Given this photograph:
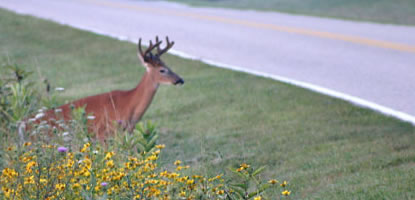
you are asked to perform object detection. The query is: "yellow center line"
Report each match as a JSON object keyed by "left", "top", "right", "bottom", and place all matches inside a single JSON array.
[{"left": 85, "top": 0, "right": 415, "bottom": 54}]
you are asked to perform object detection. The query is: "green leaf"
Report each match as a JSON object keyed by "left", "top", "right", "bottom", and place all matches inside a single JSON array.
[
  {"left": 145, "top": 134, "right": 159, "bottom": 152},
  {"left": 252, "top": 166, "right": 266, "bottom": 177},
  {"left": 229, "top": 183, "right": 247, "bottom": 190},
  {"left": 247, "top": 184, "right": 271, "bottom": 199},
  {"left": 228, "top": 185, "right": 245, "bottom": 198}
]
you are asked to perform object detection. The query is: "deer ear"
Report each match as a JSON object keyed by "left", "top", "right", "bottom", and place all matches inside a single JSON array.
[{"left": 138, "top": 56, "right": 149, "bottom": 68}]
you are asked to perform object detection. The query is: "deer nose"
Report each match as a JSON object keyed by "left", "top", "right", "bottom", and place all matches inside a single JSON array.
[{"left": 175, "top": 78, "right": 184, "bottom": 85}]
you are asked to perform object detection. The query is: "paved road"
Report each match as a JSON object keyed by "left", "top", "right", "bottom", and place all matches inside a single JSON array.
[{"left": 1, "top": 0, "right": 415, "bottom": 121}]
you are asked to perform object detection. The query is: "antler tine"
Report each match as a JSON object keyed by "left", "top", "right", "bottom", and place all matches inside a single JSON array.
[
  {"left": 138, "top": 38, "right": 145, "bottom": 59},
  {"left": 155, "top": 36, "right": 162, "bottom": 53},
  {"left": 144, "top": 39, "right": 162, "bottom": 57},
  {"left": 157, "top": 36, "right": 175, "bottom": 57}
]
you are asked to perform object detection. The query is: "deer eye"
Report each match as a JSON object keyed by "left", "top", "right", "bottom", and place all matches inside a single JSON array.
[{"left": 159, "top": 69, "right": 167, "bottom": 73}]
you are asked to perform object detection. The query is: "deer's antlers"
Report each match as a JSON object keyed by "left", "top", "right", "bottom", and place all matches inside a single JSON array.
[
  {"left": 137, "top": 36, "right": 174, "bottom": 61},
  {"left": 155, "top": 36, "right": 174, "bottom": 57}
]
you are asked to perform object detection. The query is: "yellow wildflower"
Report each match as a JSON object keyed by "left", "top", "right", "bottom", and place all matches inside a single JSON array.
[
  {"left": 105, "top": 151, "right": 115, "bottom": 160},
  {"left": 192, "top": 175, "right": 203, "bottom": 179},
  {"left": 254, "top": 196, "right": 262, "bottom": 200},
  {"left": 106, "top": 160, "right": 115, "bottom": 168},
  {"left": 155, "top": 144, "right": 165, "bottom": 149},
  {"left": 174, "top": 160, "right": 181, "bottom": 166},
  {"left": 55, "top": 183, "right": 65, "bottom": 191},
  {"left": 186, "top": 179, "right": 194, "bottom": 185},
  {"left": 80, "top": 143, "right": 90, "bottom": 153},
  {"left": 24, "top": 175, "right": 35, "bottom": 185},
  {"left": 82, "top": 169, "right": 91, "bottom": 177},
  {"left": 23, "top": 142, "right": 32, "bottom": 147},
  {"left": 153, "top": 149, "right": 161, "bottom": 155},
  {"left": 268, "top": 179, "right": 278, "bottom": 184},
  {"left": 2, "top": 168, "right": 18, "bottom": 179},
  {"left": 2, "top": 187, "right": 14, "bottom": 198},
  {"left": 236, "top": 167, "right": 244, "bottom": 172},
  {"left": 147, "top": 154, "right": 157, "bottom": 161},
  {"left": 25, "top": 161, "right": 36, "bottom": 173},
  {"left": 216, "top": 190, "right": 225, "bottom": 195},
  {"left": 280, "top": 181, "right": 288, "bottom": 187},
  {"left": 72, "top": 183, "right": 81, "bottom": 190},
  {"left": 125, "top": 162, "right": 133, "bottom": 170},
  {"left": 282, "top": 190, "right": 291, "bottom": 196},
  {"left": 240, "top": 163, "right": 250, "bottom": 169}
]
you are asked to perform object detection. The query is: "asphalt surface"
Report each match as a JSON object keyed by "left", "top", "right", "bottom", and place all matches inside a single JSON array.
[{"left": 1, "top": 0, "right": 415, "bottom": 119}]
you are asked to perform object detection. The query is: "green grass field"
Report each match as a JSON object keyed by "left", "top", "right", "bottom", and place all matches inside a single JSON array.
[
  {"left": 1, "top": 8, "right": 415, "bottom": 199},
  {"left": 165, "top": 0, "right": 415, "bottom": 25}
]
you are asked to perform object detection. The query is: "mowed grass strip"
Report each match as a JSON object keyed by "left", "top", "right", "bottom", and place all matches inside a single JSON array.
[
  {"left": 166, "top": 0, "right": 415, "bottom": 26},
  {"left": 1, "top": 8, "right": 415, "bottom": 199}
]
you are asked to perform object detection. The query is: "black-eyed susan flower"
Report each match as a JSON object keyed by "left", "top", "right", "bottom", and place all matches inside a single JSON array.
[
  {"left": 24, "top": 175, "right": 35, "bottom": 185},
  {"left": 80, "top": 143, "right": 90, "bottom": 153},
  {"left": 23, "top": 142, "right": 32, "bottom": 147},
  {"left": 55, "top": 183, "right": 65, "bottom": 191},
  {"left": 105, "top": 151, "right": 115, "bottom": 160},
  {"left": 280, "top": 180, "right": 288, "bottom": 187},
  {"left": 282, "top": 190, "right": 291, "bottom": 196},
  {"left": 174, "top": 160, "right": 181, "bottom": 166},
  {"left": 106, "top": 160, "right": 114, "bottom": 168},
  {"left": 240, "top": 163, "right": 250, "bottom": 169}
]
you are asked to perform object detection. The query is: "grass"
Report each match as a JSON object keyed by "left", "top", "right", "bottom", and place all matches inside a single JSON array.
[
  {"left": 163, "top": 0, "right": 415, "bottom": 26},
  {"left": 1, "top": 8, "right": 415, "bottom": 199}
]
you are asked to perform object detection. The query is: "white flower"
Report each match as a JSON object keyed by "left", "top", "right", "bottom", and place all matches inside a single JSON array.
[
  {"left": 35, "top": 113, "right": 45, "bottom": 119},
  {"left": 87, "top": 115, "right": 95, "bottom": 120},
  {"left": 62, "top": 132, "right": 69, "bottom": 136},
  {"left": 93, "top": 150, "right": 99, "bottom": 155},
  {"left": 55, "top": 108, "right": 62, "bottom": 113},
  {"left": 55, "top": 87, "right": 65, "bottom": 91},
  {"left": 28, "top": 118, "right": 36, "bottom": 122}
]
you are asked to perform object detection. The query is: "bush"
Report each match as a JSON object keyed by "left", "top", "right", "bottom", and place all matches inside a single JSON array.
[{"left": 0, "top": 64, "right": 291, "bottom": 199}]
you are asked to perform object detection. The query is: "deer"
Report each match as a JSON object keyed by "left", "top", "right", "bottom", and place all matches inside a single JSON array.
[{"left": 28, "top": 36, "right": 184, "bottom": 142}]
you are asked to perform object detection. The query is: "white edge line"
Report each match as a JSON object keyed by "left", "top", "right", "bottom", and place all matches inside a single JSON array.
[{"left": 8, "top": 8, "right": 415, "bottom": 125}]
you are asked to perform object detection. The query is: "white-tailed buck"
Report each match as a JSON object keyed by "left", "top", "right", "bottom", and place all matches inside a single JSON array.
[{"left": 35, "top": 36, "right": 184, "bottom": 142}]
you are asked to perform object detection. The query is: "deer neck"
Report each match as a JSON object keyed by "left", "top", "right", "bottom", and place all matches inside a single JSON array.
[{"left": 127, "top": 72, "right": 159, "bottom": 129}]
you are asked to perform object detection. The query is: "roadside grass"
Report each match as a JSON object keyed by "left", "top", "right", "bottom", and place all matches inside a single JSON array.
[
  {"left": 164, "top": 0, "right": 415, "bottom": 26},
  {"left": 1, "top": 8, "right": 415, "bottom": 199}
]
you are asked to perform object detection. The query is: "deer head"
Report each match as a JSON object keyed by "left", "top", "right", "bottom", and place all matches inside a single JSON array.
[{"left": 137, "top": 36, "right": 184, "bottom": 85}]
